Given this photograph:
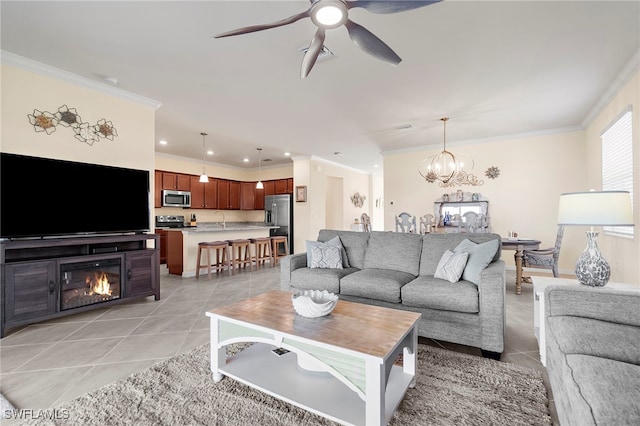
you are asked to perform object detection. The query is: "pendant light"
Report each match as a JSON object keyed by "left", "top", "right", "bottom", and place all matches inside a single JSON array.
[
  {"left": 256, "top": 148, "right": 264, "bottom": 189},
  {"left": 199, "top": 132, "right": 209, "bottom": 183}
]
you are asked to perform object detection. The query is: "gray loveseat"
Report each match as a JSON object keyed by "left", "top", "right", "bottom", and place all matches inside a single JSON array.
[
  {"left": 545, "top": 285, "right": 640, "bottom": 425},
  {"left": 280, "top": 229, "right": 506, "bottom": 358}
]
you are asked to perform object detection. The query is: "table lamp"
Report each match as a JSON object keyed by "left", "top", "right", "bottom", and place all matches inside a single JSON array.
[{"left": 557, "top": 190, "right": 634, "bottom": 286}]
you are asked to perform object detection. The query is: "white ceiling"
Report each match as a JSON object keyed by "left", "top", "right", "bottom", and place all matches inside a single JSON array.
[{"left": 2, "top": 1, "right": 639, "bottom": 174}]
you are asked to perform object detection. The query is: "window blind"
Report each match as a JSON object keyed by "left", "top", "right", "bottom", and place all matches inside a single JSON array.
[{"left": 601, "top": 108, "right": 634, "bottom": 237}]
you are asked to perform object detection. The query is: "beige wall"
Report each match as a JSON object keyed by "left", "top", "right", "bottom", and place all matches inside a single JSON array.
[
  {"left": 292, "top": 156, "right": 371, "bottom": 253},
  {"left": 383, "top": 130, "right": 588, "bottom": 273},
  {"left": 1, "top": 64, "right": 155, "bottom": 171},
  {"left": 584, "top": 71, "right": 639, "bottom": 284}
]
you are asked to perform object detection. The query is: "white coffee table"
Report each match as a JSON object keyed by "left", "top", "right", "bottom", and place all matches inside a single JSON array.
[
  {"left": 206, "top": 290, "right": 421, "bottom": 426},
  {"left": 531, "top": 276, "right": 639, "bottom": 366}
]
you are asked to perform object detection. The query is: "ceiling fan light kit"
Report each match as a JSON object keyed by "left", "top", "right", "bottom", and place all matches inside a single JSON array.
[{"left": 214, "top": 0, "right": 442, "bottom": 78}]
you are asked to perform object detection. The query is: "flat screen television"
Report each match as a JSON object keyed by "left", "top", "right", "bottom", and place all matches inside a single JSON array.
[{"left": 1, "top": 152, "right": 150, "bottom": 239}]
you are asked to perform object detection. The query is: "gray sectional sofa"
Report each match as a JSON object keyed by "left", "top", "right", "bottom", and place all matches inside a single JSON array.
[
  {"left": 280, "top": 229, "right": 506, "bottom": 358},
  {"left": 545, "top": 285, "right": 640, "bottom": 425}
]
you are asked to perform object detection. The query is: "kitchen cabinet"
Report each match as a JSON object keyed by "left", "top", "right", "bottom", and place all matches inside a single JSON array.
[
  {"left": 155, "top": 229, "right": 167, "bottom": 264},
  {"left": 229, "top": 181, "right": 241, "bottom": 209},
  {"left": 263, "top": 180, "right": 275, "bottom": 196},
  {"left": 255, "top": 186, "right": 265, "bottom": 210},
  {"left": 154, "top": 171, "right": 163, "bottom": 208},
  {"left": 161, "top": 172, "right": 190, "bottom": 191},
  {"left": 287, "top": 178, "right": 294, "bottom": 194},
  {"left": 275, "top": 179, "right": 288, "bottom": 194},
  {"left": 241, "top": 182, "right": 256, "bottom": 210},
  {"left": 218, "top": 179, "right": 241, "bottom": 210},
  {"left": 190, "top": 176, "right": 218, "bottom": 209}
]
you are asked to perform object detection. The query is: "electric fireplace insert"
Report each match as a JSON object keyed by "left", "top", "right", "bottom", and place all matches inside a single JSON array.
[{"left": 60, "top": 258, "right": 122, "bottom": 310}]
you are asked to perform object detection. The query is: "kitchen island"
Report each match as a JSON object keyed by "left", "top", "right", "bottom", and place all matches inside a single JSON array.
[{"left": 164, "top": 223, "right": 279, "bottom": 277}]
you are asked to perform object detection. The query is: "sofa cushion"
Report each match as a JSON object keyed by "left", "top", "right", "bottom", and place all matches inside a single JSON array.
[
  {"left": 363, "top": 231, "right": 423, "bottom": 275},
  {"left": 307, "top": 236, "right": 349, "bottom": 268},
  {"left": 401, "top": 276, "right": 479, "bottom": 313},
  {"left": 453, "top": 238, "right": 500, "bottom": 285},
  {"left": 547, "top": 315, "right": 640, "bottom": 365},
  {"left": 564, "top": 354, "right": 640, "bottom": 425},
  {"left": 290, "top": 267, "right": 358, "bottom": 293},
  {"left": 310, "top": 245, "right": 343, "bottom": 269},
  {"left": 434, "top": 250, "right": 468, "bottom": 283},
  {"left": 340, "top": 268, "right": 416, "bottom": 303},
  {"left": 419, "top": 233, "right": 502, "bottom": 276},
  {"left": 318, "top": 230, "right": 369, "bottom": 270}
]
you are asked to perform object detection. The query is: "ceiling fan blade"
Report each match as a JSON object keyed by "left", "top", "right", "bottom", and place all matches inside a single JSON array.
[
  {"left": 346, "top": 0, "right": 442, "bottom": 14},
  {"left": 344, "top": 20, "right": 401, "bottom": 65},
  {"left": 214, "top": 9, "right": 311, "bottom": 38},
  {"left": 301, "top": 28, "right": 326, "bottom": 79}
]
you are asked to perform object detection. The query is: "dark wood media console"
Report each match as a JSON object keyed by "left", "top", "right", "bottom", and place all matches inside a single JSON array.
[{"left": 0, "top": 234, "right": 160, "bottom": 337}]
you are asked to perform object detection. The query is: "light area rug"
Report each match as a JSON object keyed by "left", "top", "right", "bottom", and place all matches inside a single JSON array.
[{"left": 18, "top": 343, "right": 551, "bottom": 426}]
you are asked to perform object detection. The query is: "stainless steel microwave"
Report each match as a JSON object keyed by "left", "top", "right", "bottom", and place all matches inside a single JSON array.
[{"left": 162, "top": 190, "right": 191, "bottom": 208}]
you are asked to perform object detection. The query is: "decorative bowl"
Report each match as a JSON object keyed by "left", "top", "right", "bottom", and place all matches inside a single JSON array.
[{"left": 291, "top": 290, "right": 338, "bottom": 318}]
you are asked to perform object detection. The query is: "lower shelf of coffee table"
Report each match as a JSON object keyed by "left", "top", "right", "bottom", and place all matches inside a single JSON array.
[{"left": 218, "top": 343, "right": 412, "bottom": 426}]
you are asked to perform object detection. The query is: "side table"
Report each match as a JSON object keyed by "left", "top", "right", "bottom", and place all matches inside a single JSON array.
[{"left": 531, "top": 276, "right": 639, "bottom": 366}]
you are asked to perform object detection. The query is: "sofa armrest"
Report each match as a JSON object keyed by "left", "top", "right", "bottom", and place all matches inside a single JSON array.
[
  {"left": 280, "top": 253, "right": 307, "bottom": 291},
  {"left": 544, "top": 285, "right": 640, "bottom": 327},
  {"left": 477, "top": 260, "right": 506, "bottom": 353}
]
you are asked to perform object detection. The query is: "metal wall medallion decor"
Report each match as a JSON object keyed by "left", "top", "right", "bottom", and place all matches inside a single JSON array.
[
  {"left": 350, "top": 192, "right": 366, "bottom": 208},
  {"left": 485, "top": 166, "right": 500, "bottom": 179},
  {"left": 28, "top": 105, "right": 118, "bottom": 146}
]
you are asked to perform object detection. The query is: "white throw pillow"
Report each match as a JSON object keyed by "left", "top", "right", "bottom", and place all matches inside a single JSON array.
[
  {"left": 434, "top": 250, "right": 469, "bottom": 283},
  {"left": 306, "top": 236, "right": 350, "bottom": 268},
  {"left": 310, "top": 245, "right": 343, "bottom": 269}
]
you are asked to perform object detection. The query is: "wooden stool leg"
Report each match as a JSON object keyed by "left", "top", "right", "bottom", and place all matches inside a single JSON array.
[
  {"left": 206, "top": 247, "right": 212, "bottom": 280},
  {"left": 196, "top": 247, "right": 202, "bottom": 279}
]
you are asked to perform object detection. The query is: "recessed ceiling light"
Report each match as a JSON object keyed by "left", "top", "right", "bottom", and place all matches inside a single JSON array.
[
  {"left": 207, "top": 150, "right": 214, "bottom": 155},
  {"left": 373, "top": 164, "right": 379, "bottom": 168},
  {"left": 284, "top": 152, "right": 291, "bottom": 156},
  {"left": 159, "top": 140, "right": 168, "bottom": 145},
  {"left": 243, "top": 158, "right": 249, "bottom": 162}
]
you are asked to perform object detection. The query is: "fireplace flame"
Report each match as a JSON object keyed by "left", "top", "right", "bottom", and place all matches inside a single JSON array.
[{"left": 86, "top": 272, "right": 113, "bottom": 296}]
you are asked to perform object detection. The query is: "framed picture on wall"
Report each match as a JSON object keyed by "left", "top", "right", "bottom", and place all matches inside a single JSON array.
[{"left": 295, "top": 185, "right": 307, "bottom": 202}]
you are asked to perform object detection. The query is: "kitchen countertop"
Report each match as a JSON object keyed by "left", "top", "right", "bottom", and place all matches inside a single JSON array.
[{"left": 161, "top": 222, "right": 279, "bottom": 233}]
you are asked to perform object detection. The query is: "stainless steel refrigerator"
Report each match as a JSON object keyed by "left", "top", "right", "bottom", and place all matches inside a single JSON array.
[{"left": 264, "top": 194, "right": 293, "bottom": 254}]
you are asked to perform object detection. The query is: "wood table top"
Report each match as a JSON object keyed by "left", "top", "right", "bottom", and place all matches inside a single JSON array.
[{"left": 208, "top": 290, "right": 421, "bottom": 359}]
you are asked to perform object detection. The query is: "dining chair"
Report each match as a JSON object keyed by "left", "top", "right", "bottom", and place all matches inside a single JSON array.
[
  {"left": 419, "top": 214, "right": 435, "bottom": 233},
  {"left": 522, "top": 225, "right": 564, "bottom": 277},
  {"left": 395, "top": 212, "right": 416, "bottom": 233},
  {"left": 360, "top": 213, "right": 371, "bottom": 232},
  {"left": 462, "top": 212, "right": 487, "bottom": 233}
]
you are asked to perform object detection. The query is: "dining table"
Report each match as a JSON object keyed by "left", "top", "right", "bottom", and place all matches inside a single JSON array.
[{"left": 501, "top": 238, "right": 542, "bottom": 295}]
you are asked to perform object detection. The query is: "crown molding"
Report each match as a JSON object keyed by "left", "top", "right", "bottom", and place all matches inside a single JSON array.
[
  {"left": 1, "top": 50, "right": 162, "bottom": 109},
  {"left": 582, "top": 51, "right": 640, "bottom": 128}
]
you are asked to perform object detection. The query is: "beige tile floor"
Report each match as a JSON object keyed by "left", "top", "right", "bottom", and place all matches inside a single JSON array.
[{"left": 0, "top": 265, "right": 558, "bottom": 425}]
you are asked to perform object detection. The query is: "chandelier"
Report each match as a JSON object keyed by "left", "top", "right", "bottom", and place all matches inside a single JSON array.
[{"left": 418, "top": 117, "right": 483, "bottom": 187}]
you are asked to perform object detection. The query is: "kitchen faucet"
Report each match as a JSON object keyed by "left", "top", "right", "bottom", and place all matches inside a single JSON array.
[{"left": 213, "top": 210, "right": 225, "bottom": 229}]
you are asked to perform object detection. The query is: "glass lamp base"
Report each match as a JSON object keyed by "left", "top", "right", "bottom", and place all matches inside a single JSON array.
[{"left": 575, "top": 231, "right": 610, "bottom": 287}]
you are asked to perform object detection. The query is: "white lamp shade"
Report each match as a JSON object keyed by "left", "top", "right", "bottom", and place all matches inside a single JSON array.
[
  {"left": 558, "top": 191, "right": 634, "bottom": 226},
  {"left": 256, "top": 180, "right": 264, "bottom": 189},
  {"left": 199, "top": 174, "right": 209, "bottom": 183}
]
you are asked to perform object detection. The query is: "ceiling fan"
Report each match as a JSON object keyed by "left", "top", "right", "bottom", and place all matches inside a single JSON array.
[{"left": 215, "top": 0, "right": 442, "bottom": 78}]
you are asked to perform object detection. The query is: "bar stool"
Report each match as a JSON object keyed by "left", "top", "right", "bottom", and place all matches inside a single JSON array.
[
  {"left": 196, "top": 241, "right": 229, "bottom": 280},
  {"left": 250, "top": 237, "right": 273, "bottom": 269},
  {"left": 226, "top": 239, "right": 252, "bottom": 274},
  {"left": 270, "top": 236, "right": 289, "bottom": 266}
]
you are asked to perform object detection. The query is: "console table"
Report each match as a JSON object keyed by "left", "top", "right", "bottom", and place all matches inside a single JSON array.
[{"left": 0, "top": 234, "right": 160, "bottom": 337}]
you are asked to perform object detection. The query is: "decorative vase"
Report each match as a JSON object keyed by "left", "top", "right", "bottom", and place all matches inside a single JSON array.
[{"left": 575, "top": 231, "right": 611, "bottom": 287}]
